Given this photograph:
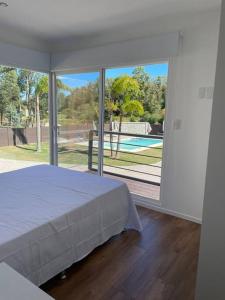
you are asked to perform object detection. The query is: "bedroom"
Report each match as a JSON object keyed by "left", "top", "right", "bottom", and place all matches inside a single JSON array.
[{"left": 0, "top": 0, "right": 224, "bottom": 299}]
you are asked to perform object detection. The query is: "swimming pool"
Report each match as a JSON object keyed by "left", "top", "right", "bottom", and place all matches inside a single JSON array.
[{"left": 103, "top": 137, "right": 163, "bottom": 152}]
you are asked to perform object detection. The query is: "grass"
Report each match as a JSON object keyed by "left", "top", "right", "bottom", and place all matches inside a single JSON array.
[
  {"left": 0, "top": 143, "right": 50, "bottom": 162},
  {"left": 0, "top": 142, "right": 162, "bottom": 167}
]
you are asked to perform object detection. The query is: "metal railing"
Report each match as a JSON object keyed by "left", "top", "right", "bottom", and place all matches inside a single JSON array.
[{"left": 88, "top": 130, "right": 163, "bottom": 186}]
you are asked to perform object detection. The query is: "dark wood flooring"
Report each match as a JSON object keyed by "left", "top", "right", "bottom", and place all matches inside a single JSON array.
[{"left": 42, "top": 207, "right": 200, "bottom": 300}]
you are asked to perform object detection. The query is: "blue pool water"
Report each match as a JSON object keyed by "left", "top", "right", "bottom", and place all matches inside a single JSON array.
[{"left": 104, "top": 137, "right": 163, "bottom": 152}]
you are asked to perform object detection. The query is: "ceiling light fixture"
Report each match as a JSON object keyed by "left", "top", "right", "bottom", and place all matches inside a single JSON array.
[{"left": 0, "top": 2, "right": 8, "bottom": 7}]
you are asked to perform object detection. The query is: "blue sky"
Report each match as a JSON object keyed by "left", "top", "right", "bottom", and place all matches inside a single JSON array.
[{"left": 59, "top": 63, "right": 168, "bottom": 89}]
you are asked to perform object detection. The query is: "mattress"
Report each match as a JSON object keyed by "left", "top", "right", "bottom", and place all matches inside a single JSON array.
[{"left": 0, "top": 165, "right": 141, "bottom": 286}]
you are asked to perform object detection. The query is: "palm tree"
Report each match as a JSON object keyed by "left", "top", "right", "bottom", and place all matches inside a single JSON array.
[
  {"left": 111, "top": 76, "right": 144, "bottom": 158},
  {"left": 105, "top": 99, "right": 118, "bottom": 156},
  {"left": 34, "top": 76, "right": 48, "bottom": 152},
  {"left": 115, "top": 98, "right": 144, "bottom": 157},
  {"left": 34, "top": 76, "right": 71, "bottom": 152}
]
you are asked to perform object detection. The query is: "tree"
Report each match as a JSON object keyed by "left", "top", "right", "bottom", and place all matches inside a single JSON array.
[
  {"left": 32, "top": 74, "right": 70, "bottom": 152},
  {"left": 0, "top": 67, "right": 20, "bottom": 126},
  {"left": 56, "top": 79, "right": 72, "bottom": 92},
  {"left": 132, "top": 66, "right": 150, "bottom": 102},
  {"left": 105, "top": 78, "right": 118, "bottom": 156},
  {"left": 17, "top": 69, "right": 36, "bottom": 126},
  {"left": 59, "top": 81, "right": 98, "bottom": 125},
  {"left": 5, "top": 104, "right": 21, "bottom": 127},
  {"left": 147, "top": 77, "right": 166, "bottom": 124},
  {"left": 34, "top": 75, "right": 48, "bottom": 152},
  {"left": 133, "top": 67, "right": 167, "bottom": 125},
  {"left": 111, "top": 76, "right": 143, "bottom": 157}
]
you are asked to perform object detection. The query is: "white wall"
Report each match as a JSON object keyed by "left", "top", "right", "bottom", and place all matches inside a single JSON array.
[
  {"left": 0, "top": 40, "right": 50, "bottom": 73},
  {"left": 50, "top": 10, "right": 220, "bottom": 223},
  {"left": 51, "top": 32, "right": 179, "bottom": 72},
  {"left": 196, "top": 1, "right": 225, "bottom": 299},
  {"left": 160, "top": 10, "right": 220, "bottom": 223}
]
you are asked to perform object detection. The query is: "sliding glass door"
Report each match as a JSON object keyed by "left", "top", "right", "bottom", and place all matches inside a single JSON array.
[
  {"left": 54, "top": 63, "right": 168, "bottom": 201},
  {"left": 103, "top": 63, "right": 168, "bottom": 199},
  {"left": 56, "top": 72, "right": 100, "bottom": 173},
  {"left": 0, "top": 66, "right": 50, "bottom": 174}
]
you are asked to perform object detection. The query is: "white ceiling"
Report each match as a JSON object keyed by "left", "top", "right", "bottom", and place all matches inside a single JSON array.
[{"left": 0, "top": 0, "right": 221, "bottom": 52}]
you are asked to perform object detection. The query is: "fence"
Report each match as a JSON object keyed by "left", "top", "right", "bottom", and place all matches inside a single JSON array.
[
  {"left": 0, "top": 123, "right": 94, "bottom": 147},
  {"left": 88, "top": 130, "right": 163, "bottom": 186},
  {"left": 0, "top": 127, "right": 49, "bottom": 147}
]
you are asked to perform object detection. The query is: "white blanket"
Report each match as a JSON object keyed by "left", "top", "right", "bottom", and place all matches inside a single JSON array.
[{"left": 0, "top": 165, "right": 141, "bottom": 285}]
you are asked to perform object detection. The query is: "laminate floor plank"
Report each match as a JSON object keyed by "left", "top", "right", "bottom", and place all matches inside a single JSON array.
[{"left": 42, "top": 207, "right": 200, "bottom": 300}]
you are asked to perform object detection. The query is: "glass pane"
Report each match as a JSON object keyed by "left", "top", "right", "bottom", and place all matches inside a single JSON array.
[
  {"left": 104, "top": 63, "right": 168, "bottom": 200},
  {"left": 0, "top": 66, "right": 49, "bottom": 173},
  {"left": 56, "top": 72, "right": 99, "bottom": 173}
]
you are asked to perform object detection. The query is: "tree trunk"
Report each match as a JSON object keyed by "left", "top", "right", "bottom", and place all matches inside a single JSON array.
[
  {"left": 109, "top": 114, "right": 113, "bottom": 157},
  {"left": 26, "top": 77, "right": 29, "bottom": 105},
  {"left": 115, "top": 114, "right": 123, "bottom": 158},
  {"left": 36, "top": 94, "right": 41, "bottom": 152},
  {"left": 0, "top": 111, "right": 3, "bottom": 125}
]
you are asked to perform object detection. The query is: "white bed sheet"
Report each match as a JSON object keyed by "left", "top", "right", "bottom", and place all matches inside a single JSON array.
[{"left": 0, "top": 165, "right": 141, "bottom": 286}]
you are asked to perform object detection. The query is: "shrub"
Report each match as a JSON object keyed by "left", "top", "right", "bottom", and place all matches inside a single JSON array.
[{"left": 141, "top": 111, "right": 164, "bottom": 124}]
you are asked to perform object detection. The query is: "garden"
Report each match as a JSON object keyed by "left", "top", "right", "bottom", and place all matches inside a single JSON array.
[{"left": 0, "top": 65, "right": 166, "bottom": 181}]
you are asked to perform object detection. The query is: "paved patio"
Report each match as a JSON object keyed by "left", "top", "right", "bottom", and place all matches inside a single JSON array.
[{"left": 0, "top": 159, "right": 43, "bottom": 173}]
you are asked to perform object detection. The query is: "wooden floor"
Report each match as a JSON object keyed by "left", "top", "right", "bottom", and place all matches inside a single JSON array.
[
  {"left": 106, "top": 175, "right": 160, "bottom": 200},
  {"left": 87, "top": 170, "right": 160, "bottom": 200},
  {"left": 42, "top": 207, "right": 200, "bottom": 300}
]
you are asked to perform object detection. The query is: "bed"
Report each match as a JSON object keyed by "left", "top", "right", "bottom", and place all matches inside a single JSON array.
[{"left": 0, "top": 165, "right": 142, "bottom": 286}]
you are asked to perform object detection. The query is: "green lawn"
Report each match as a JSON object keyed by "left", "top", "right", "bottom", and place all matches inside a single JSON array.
[
  {"left": 0, "top": 143, "right": 50, "bottom": 162},
  {"left": 0, "top": 142, "right": 162, "bottom": 167}
]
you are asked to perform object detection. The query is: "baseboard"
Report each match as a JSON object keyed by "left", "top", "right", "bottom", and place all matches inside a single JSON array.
[
  {"left": 132, "top": 193, "right": 161, "bottom": 207},
  {"left": 132, "top": 194, "right": 202, "bottom": 224}
]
